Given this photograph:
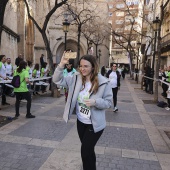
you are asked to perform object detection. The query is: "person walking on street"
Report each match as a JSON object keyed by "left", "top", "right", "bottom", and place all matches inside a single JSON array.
[
  {"left": 14, "top": 61, "right": 35, "bottom": 118},
  {"left": 53, "top": 53, "right": 113, "bottom": 170},
  {"left": 121, "top": 65, "right": 125, "bottom": 79},
  {"left": 107, "top": 63, "right": 120, "bottom": 112}
]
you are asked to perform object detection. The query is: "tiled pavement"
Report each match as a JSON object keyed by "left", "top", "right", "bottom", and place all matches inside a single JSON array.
[{"left": 0, "top": 76, "right": 170, "bottom": 170}]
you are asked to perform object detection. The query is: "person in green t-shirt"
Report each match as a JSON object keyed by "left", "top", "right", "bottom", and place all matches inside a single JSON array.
[{"left": 14, "top": 61, "right": 35, "bottom": 118}]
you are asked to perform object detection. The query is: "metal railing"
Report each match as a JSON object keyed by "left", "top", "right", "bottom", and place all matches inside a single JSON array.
[{"left": 161, "top": 32, "right": 170, "bottom": 47}]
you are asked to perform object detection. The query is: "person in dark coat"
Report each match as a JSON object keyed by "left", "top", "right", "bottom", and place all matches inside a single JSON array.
[
  {"left": 101, "top": 66, "right": 106, "bottom": 76},
  {"left": 144, "top": 65, "right": 151, "bottom": 93},
  {"left": 15, "top": 54, "right": 23, "bottom": 67},
  {"left": 40, "top": 54, "right": 45, "bottom": 68}
]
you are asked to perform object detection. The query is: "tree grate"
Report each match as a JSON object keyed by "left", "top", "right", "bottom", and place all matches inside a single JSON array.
[{"left": 142, "top": 100, "right": 156, "bottom": 104}]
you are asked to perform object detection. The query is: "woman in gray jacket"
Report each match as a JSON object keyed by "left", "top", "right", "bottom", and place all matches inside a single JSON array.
[{"left": 53, "top": 53, "right": 113, "bottom": 170}]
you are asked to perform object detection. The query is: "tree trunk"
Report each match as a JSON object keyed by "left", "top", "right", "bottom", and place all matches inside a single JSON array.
[
  {"left": 77, "top": 25, "right": 81, "bottom": 62},
  {"left": 141, "top": 54, "right": 147, "bottom": 89},
  {"left": 96, "top": 44, "right": 98, "bottom": 59},
  {"left": 42, "top": 32, "right": 55, "bottom": 97}
]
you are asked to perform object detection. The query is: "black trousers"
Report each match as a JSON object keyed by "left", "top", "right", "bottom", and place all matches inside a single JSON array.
[
  {"left": 167, "top": 98, "right": 170, "bottom": 108},
  {"left": 77, "top": 119, "right": 103, "bottom": 170},
  {"left": 1, "top": 84, "right": 7, "bottom": 104},
  {"left": 15, "top": 92, "right": 31, "bottom": 116},
  {"left": 112, "top": 87, "right": 118, "bottom": 107},
  {"left": 162, "top": 83, "right": 168, "bottom": 97}
]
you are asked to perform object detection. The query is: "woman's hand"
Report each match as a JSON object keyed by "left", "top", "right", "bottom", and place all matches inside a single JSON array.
[
  {"left": 84, "top": 99, "right": 96, "bottom": 107},
  {"left": 59, "top": 51, "right": 70, "bottom": 68}
]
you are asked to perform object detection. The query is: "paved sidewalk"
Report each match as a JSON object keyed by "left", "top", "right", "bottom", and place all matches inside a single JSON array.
[{"left": 0, "top": 76, "right": 170, "bottom": 170}]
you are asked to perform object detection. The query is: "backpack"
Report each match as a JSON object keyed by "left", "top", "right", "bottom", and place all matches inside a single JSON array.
[
  {"left": 11, "top": 75, "right": 23, "bottom": 88},
  {"left": 157, "top": 101, "right": 167, "bottom": 108}
]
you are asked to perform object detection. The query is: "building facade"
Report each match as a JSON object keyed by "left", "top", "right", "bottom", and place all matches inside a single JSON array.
[{"left": 0, "top": 0, "right": 110, "bottom": 67}]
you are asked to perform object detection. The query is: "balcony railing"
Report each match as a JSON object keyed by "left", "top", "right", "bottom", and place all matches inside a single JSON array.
[{"left": 161, "top": 33, "right": 170, "bottom": 47}]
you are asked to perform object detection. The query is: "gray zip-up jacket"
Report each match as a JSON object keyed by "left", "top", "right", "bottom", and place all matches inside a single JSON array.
[{"left": 53, "top": 66, "right": 113, "bottom": 133}]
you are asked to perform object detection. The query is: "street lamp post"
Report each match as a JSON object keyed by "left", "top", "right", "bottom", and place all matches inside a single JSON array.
[
  {"left": 136, "top": 42, "right": 141, "bottom": 84},
  {"left": 150, "top": 17, "right": 160, "bottom": 94},
  {"left": 62, "top": 19, "right": 70, "bottom": 51}
]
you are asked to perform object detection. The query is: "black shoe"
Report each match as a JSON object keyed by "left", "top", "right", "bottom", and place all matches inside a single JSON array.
[
  {"left": 2, "top": 102, "right": 10, "bottom": 105},
  {"left": 26, "top": 114, "right": 35, "bottom": 118},
  {"left": 15, "top": 114, "right": 20, "bottom": 118},
  {"left": 36, "top": 92, "right": 40, "bottom": 95}
]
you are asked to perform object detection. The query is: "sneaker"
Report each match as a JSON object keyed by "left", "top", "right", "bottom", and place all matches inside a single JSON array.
[
  {"left": 26, "top": 114, "right": 35, "bottom": 118},
  {"left": 165, "top": 107, "right": 170, "bottom": 111},
  {"left": 113, "top": 107, "right": 118, "bottom": 112}
]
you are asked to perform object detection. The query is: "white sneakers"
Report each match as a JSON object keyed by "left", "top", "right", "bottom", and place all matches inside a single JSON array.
[
  {"left": 113, "top": 107, "right": 118, "bottom": 112},
  {"left": 165, "top": 107, "right": 170, "bottom": 111}
]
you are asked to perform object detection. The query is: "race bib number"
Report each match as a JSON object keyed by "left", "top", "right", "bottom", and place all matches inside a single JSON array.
[{"left": 78, "top": 104, "right": 91, "bottom": 119}]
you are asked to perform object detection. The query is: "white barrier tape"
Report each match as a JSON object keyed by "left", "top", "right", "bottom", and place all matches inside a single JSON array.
[
  {"left": 143, "top": 75, "right": 170, "bottom": 86},
  {"left": 159, "top": 79, "right": 170, "bottom": 86},
  {"left": 143, "top": 76, "right": 154, "bottom": 81}
]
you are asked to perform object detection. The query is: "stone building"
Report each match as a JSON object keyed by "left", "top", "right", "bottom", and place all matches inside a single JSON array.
[{"left": 0, "top": 0, "right": 110, "bottom": 67}]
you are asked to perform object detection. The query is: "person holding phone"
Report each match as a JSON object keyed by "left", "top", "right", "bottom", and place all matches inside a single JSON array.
[{"left": 53, "top": 52, "right": 113, "bottom": 170}]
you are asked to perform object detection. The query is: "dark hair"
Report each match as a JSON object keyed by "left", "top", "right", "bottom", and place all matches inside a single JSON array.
[
  {"left": 17, "top": 61, "right": 27, "bottom": 73},
  {"left": 79, "top": 55, "right": 99, "bottom": 94},
  {"left": 34, "top": 63, "right": 39, "bottom": 70},
  {"left": 0, "top": 55, "right": 6, "bottom": 61},
  {"left": 27, "top": 61, "right": 32, "bottom": 67},
  {"left": 111, "top": 63, "right": 117, "bottom": 67},
  {"left": 101, "top": 66, "right": 106, "bottom": 76}
]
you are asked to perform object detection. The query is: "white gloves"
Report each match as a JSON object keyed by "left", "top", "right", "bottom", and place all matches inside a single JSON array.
[{"left": 84, "top": 99, "right": 96, "bottom": 107}]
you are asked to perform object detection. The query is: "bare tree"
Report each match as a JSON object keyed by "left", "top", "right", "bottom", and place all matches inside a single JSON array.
[
  {"left": 109, "top": 0, "right": 154, "bottom": 76},
  {"left": 6, "top": 0, "right": 68, "bottom": 96},
  {"left": 65, "top": 0, "right": 96, "bottom": 61},
  {"left": 81, "top": 13, "right": 110, "bottom": 63}
]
